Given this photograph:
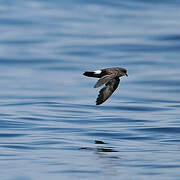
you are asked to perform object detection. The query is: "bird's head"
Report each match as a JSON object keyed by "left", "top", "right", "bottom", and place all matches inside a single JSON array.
[{"left": 118, "top": 67, "right": 128, "bottom": 77}]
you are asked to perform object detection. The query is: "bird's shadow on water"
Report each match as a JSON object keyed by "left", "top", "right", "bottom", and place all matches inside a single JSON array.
[{"left": 80, "top": 140, "right": 119, "bottom": 159}]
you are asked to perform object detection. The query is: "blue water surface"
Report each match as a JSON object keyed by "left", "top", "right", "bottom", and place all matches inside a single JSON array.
[{"left": 0, "top": 0, "right": 180, "bottom": 179}]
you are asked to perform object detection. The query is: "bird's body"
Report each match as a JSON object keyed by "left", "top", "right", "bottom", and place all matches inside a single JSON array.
[{"left": 83, "top": 67, "right": 128, "bottom": 105}]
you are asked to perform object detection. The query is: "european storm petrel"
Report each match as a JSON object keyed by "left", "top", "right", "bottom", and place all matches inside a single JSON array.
[{"left": 83, "top": 67, "right": 128, "bottom": 105}]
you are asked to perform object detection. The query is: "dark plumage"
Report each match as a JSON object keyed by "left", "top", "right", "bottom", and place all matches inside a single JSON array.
[{"left": 83, "top": 67, "right": 128, "bottom": 105}]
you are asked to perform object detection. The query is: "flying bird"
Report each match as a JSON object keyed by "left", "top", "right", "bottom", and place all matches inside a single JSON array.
[{"left": 83, "top": 67, "right": 128, "bottom": 105}]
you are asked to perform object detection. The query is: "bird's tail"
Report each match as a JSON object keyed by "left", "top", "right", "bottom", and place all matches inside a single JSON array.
[{"left": 83, "top": 71, "right": 100, "bottom": 78}]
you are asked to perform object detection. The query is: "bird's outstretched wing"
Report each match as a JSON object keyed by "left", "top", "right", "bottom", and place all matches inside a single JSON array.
[
  {"left": 96, "top": 77, "right": 120, "bottom": 105},
  {"left": 94, "top": 74, "right": 116, "bottom": 88}
]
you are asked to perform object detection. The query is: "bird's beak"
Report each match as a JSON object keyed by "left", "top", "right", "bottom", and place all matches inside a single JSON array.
[{"left": 125, "top": 73, "right": 128, "bottom": 77}]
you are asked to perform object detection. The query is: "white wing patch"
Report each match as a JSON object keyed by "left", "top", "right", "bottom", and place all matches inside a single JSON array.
[{"left": 94, "top": 70, "right": 102, "bottom": 74}]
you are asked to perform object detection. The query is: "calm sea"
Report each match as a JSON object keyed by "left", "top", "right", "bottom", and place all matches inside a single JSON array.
[{"left": 0, "top": 0, "right": 180, "bottom": 179}]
